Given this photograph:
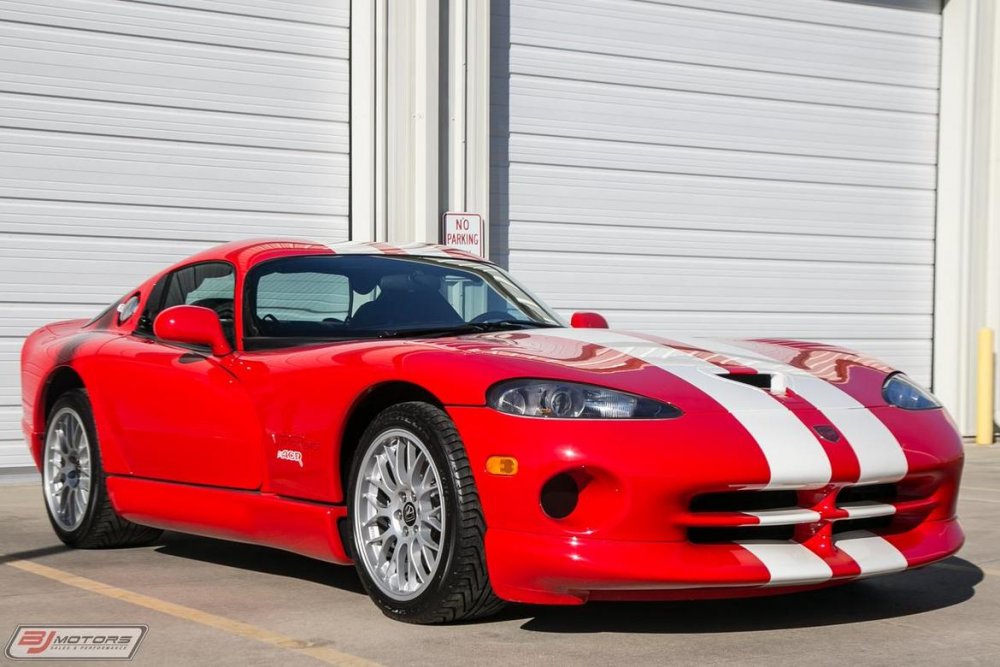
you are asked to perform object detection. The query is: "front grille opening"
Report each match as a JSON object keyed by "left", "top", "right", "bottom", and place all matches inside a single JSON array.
[
  {"left": 690, "top": 490, "right": 798, "bottom": 513},
  {"left": 837, "top": 483, "right": 897, "bottom": 504},
  {"left": 833, "top": 515, "right": 894, "bottom": 535},
  {"left": 720, "top": 373, "right": 772, "bottom": 389},
  {"left": 688, "top": 525, "right": 795, "bottom": 543}
]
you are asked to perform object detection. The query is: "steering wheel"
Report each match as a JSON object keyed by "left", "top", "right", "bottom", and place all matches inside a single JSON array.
[{"left": 471, "top": 310, "right": 514, "bottom": 324}]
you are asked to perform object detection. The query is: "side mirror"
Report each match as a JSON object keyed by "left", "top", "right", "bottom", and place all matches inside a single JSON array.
[
  {"left": 154, "top": 305, "right": 232, "bottom": 356},
  {"left": 570, "top": 312, "right": 609, "bottom": 329}
]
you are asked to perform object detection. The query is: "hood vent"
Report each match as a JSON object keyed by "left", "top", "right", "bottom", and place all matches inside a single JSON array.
[
  {"left": 721, "top": 373, "right": 772, "bottom": 389},
  {"left": 720, "top": 372, "right": 788, "bottom": 397}
]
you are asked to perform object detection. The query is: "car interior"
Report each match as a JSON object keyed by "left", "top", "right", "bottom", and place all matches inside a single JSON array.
[{"left": 250, "top": 269, "right": 464, "bottom": 339}]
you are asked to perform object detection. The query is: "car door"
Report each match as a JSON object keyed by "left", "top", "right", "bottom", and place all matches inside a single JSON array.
[{"left": 99, "top": 261, "right": 264, "bottom": 489}]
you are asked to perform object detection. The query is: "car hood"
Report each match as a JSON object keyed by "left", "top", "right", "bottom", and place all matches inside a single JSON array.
[{"left": 423, "top": 327, "right": 897, "bottom": 412}]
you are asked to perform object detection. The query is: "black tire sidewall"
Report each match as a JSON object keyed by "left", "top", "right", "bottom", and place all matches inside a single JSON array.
[
  {"left": 43, "top": 389, "right": 107, "bottom": 546},
  {"left": 346, "top": 403, "right": 464, "bottom": 620}
]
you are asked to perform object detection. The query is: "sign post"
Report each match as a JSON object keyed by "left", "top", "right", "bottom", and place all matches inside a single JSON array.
[{"left": 442, "top": 212, "right": 485, "bottom": 257}]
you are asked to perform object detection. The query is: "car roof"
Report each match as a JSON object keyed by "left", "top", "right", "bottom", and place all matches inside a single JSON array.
[{"left": 174, "top": 239, "right": 489, "bottom": 273}]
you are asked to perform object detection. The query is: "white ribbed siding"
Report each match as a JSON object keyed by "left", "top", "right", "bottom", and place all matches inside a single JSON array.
[
  {"left": 491, "top": 0, "right": 940, "bottom": 386},
  {"left": 0, "top": 0, "right": 351, "bottom": 468}
]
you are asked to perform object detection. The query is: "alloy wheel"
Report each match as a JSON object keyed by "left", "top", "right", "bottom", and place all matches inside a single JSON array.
[
  {"left": 353, "top": 428, "right": 446, "bottom": 601},
  {"left": 43, "top": 407, "right": 92, "bottom": 532}
]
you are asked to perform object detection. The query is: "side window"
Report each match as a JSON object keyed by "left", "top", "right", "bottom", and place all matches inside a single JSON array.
[
  {"left": 184, "top": 274, "right": 234, "bottom": 304},
  {"left": 161, "top": 263, "right": 235, "bottom": 312},
  {"left": 135, "top": 278, "right": 167, "bottom": 336},
  {"left": 137, "top": 262, "right": 235, "bottom": 343}
]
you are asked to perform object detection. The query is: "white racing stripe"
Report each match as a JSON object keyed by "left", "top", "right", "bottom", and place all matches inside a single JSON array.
[
  {"left": 326, "top": 242, "right": 385, "bottom": 255},
  {"left": 840, "top": 501, "right": 896, "bottom": 520},
  {"left": 542, "top": 329, "right": 832, "bottom": 488},
  {"left": 325, "top": 242, "right": 466, "bottom": 258},
  {"left": 684, "top": 338, "right": 908, "bottom": 484},
  {"left": 835, "top": 531, "right": 909, "bottom": 577},
  {"left": 745, "top": 508, "right": 821, "bottom": 526},
  {"left": 744, "top": 504, "right": 894, "bottom": 526},
  {"left": 738, "top": 542, "right": 833, "bottom": 585}
]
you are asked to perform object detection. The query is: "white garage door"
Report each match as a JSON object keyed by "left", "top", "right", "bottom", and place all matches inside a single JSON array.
[
  {"left": 491, "top": 0, "right": 940, "bottom": 384},
  {"left": 0, "top": 0, "right": 350, "bottom": 469}
]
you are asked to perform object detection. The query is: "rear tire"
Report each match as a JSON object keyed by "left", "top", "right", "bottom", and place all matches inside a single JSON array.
[
  {"left": 42, "top": 390, "right": 162, "bottom": 548},
  {"left": 347, "top": 402, "right": 504, "bottom": 623}
]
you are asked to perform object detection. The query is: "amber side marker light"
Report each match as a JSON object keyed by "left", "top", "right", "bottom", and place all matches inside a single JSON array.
[{"left": 486, "top": 456, "right": 519, "bottom": 476}]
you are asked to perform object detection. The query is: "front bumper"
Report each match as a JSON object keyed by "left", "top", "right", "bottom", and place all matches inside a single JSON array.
[
  {"left": 486, "top": 519, "right": 963, "bottom": 604},
  {"left": 448, "top": 405, "right": 965, "bottom": 605}
]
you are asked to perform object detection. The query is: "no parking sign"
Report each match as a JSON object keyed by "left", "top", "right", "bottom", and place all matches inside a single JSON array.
[{"left": 442, "top": 212, "right": 485, "bottom": 257}]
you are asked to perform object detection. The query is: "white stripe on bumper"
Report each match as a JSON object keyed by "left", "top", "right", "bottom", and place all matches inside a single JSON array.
[
  {"left": 834, "top": 531, "right": 908, "bottom": 577},
  {"left": 745, "top": 508, "right": 822, "bottom": 526},
  {"left": 738, "top": 542, "right": 833, "bottom": 586},
  {"left": 840, "top": 501, "right": 896, "bottom": 520}
]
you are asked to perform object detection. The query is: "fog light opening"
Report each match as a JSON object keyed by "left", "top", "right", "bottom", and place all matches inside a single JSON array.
[{"left": 541, "top": 473, "right": 580, "bottom": 519}]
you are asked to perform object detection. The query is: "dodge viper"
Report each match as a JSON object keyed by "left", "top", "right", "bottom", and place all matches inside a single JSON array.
[{"left": 20, "top": 239, "right": 964, "bottom": 623}]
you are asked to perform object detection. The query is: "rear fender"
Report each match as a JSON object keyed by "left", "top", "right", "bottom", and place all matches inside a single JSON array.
[{"left": 28, "top": 332, "right": 129, "bottom": 474}]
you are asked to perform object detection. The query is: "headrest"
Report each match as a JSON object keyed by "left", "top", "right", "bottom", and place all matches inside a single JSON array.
[{"left": 352, "top": 271, "right": 379, "bottom": 295}]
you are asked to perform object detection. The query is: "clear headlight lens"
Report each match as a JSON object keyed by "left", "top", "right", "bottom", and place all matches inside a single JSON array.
[
  {"left": 487, "top": 379, "right": 682, "bottom": 419},
  {"left": 882, "top": 373, "right": 941, "bottom": 410}
]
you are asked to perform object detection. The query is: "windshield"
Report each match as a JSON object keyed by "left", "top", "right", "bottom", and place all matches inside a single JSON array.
[{"left": 243, "top": 254, "right": 564, "bottom": 347}]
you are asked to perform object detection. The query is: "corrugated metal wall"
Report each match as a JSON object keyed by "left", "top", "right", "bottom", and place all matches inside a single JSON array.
[
  {"left": 0, "top": 0, "right": 351, "bottom": 469},
  {"left": 491, "top": 0, "right": 940, "bottom": 383}
]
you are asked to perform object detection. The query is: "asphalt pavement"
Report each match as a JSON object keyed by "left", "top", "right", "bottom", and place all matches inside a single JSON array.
[{"left": 2, "top": 446, "right": 999, "bottom": 666}]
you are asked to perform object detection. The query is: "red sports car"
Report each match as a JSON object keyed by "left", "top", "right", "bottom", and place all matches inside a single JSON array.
[{"left": 20, "top": 239, "right": 963, "bottom": 623}]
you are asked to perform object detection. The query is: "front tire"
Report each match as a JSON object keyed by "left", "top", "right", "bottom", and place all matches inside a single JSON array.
[
  {"left": 347, "top": 402, "right": 504, "bottom": 623},
  {"left": 42, "top": 390, "right": 162, "bottom": 548}
]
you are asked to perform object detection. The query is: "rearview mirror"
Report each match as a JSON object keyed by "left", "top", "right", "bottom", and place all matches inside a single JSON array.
[
  {"left": 570, "top": 312, "right": 609, "bottom": 329},
  {"left": 154, "top": 305, "right": 232, "bottom": 356}
]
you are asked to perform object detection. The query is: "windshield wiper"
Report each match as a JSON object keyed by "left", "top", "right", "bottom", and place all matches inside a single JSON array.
[
  {"left": 376, "top": 319, "right": 559, "bottom": 339},
  {"left": 475, "top": 318, "right": 560, "bottom": 330}
]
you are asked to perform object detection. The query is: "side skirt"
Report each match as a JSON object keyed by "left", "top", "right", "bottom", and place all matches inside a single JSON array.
[{"left": 106, "top": 475, "right": 351, "bottom": 564}]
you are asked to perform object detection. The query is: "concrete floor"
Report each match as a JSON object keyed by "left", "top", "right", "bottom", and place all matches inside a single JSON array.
[{"left": 2, "top": 447, "right": 999, "bottom": 666}]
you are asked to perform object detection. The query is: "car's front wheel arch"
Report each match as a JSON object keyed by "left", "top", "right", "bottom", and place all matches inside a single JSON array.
[{"left": 338, "top": 382, "right": 445, "bottom": 502}]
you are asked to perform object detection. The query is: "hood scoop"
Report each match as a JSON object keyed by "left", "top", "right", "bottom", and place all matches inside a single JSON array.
[{"left": 719, "top": 372, "right": 788, "bottom": 397}]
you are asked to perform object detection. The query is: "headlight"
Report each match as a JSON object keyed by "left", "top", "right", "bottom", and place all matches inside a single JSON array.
[
  {"left": 882, "top": 373, "right": 941, "bottom": 410},
  {"left": 487, "top": 379, "right": 682, "bottom": 419}
]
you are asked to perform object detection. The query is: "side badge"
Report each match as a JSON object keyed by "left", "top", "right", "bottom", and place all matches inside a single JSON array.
[
  {"left": 276, "top": 449, "right": 304, "bottom": 467},
  {"left": 812, "top": 425, "right": 841, "bottom": 443}
]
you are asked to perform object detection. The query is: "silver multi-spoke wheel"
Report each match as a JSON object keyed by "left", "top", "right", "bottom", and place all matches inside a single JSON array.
[
  {"left": 353, "top": 428, "right": 445, "bottom": 601},
  {"left": 43, "top": 406, "right": 92, "bottom": 532},
  {"left": 349, "top": 402, "right": 502, "bottom": 623}
]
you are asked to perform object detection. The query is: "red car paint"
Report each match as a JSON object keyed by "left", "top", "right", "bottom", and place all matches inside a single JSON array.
[{"left": 20, "top": 239, "right": 964, "bottom": 605}]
